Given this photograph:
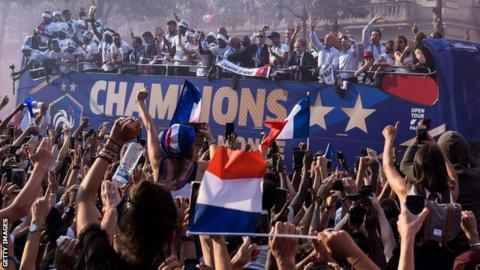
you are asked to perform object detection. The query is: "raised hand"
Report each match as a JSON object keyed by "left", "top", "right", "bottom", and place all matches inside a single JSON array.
[
  {"left": 382, "top": 121, "right": 399, "bottom": 142},
  {"left": 231, "top": 237, "right": 259, "bottom": 268},
  {"left": 29, "top": 137, "right": 55, "bottom": 169},
  {"left": 269, "top": 222, "right": 300, "bottom": 269},
  {"left": 461, "top": 210, "right": 479, "bottom": 244},
  {"left": 397, "top": 201, "right": 429, "bottom": 241},
  {"left": 54, "top": 238, "right": 79, "bottom": 270},
  {"left": 100, "top": 181, "right": 121, "bottom": 211},
  {"left": 109, "top": 117, "right": 141, "bottom": 145},
  {"left": 31, "top": 195, "right": 53, "bottom": 225},
  {"left": 136, "top": 88, "right": 149, "bottom": 103}
]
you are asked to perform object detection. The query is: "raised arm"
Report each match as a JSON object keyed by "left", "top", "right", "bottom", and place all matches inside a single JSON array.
[
  {"left": 0, "top": 104, "right": 25, "bottom": 131},
  {"left": 382, "top": 122, "right": 410, "bottom": 203},
  {"left": 136, "top": 89, "right": 163, "bottom": 182},
  {"left": 309, "top": 17, "right": 324, "bottom": 52},
  {"left": 0, "top": 137, "right": 54, "bottom": 222},
  {"left": 362, "top": 14, "right": 383, "bottom": 47},
  {"left": 75, "top": 118, "right": 140, "bottom": 234}
]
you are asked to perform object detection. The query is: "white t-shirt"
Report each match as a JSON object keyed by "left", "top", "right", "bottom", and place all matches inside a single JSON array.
[
  {"left": 113, "top": 41, "right": 131, "bottom": 61},
  {"left": 174, "top": 35, "right": 188, "bottom": 64},
  {"left": 99, "top": 41, "right": 118, "bottom": 71},
  {"left": 270, "top": 43, "right": 289, "bottom": 67},
  {"left": 77, "top": 41, "right": 99, "bottom": 70}
]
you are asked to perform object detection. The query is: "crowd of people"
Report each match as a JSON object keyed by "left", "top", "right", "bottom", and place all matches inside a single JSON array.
[
  {"left": 0, "top": 82, "right": 480, "bottom": 270},
  {"left": 15, "top": 8, "right": 439, "bottom": 90}
]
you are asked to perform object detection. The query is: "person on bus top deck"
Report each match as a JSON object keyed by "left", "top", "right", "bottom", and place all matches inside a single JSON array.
[
  {"left": 410, "top": 32, "right": 436, "bottom": 73},
  {"left": 394, "top": 35, "right": 414, "bottom": 67},
  {"left": 136, "top": 88, "right": 214, "bottom": 198},
  {"left": 362, "top": 13, "right": 386, "bottom": 61}
]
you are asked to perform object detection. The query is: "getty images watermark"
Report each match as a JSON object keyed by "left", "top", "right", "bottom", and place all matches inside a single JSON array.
[{"left": 2, "top": 218, "right": 9, "bottom": 267}]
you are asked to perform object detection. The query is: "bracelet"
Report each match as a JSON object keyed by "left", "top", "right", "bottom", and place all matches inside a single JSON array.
[
  {"left": 470, "top": 242, "right": 480, "bottom": 248},
  {"left": 96, "top": 147, "right": 119, "bottom": 164}
]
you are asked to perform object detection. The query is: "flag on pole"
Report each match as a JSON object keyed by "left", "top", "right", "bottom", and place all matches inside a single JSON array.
[
  {"left": 260, "top": 96, "right": 310, "bottom": 151},
  {"left": 324, "top": 143, "right": 334, "bottom": 160},
  {"left": 170, "top": 80, "right": 202, "bottom": 126},
  {"left": 188, "top": 147, "right": 266, "bottom": 234}
]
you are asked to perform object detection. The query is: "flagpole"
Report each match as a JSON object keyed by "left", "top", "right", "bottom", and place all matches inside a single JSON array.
[{"left": 306, "top": 91, "right": 310, "bottom": 150}]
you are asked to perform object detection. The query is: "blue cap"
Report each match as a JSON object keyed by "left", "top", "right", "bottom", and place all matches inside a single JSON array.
[{"left": 160, "top": 124, "right": 195, "bottom": 158}]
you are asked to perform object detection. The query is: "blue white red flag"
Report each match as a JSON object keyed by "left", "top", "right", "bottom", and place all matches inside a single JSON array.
[
  {"left": 260, "top": 96, "right": 310, "bottom": 151},
  {"left": 170, "top": 80, "right": 202, "bottom": 126},
  {"left": 188, "top": 147, "right": 266, "bottom": 234}
]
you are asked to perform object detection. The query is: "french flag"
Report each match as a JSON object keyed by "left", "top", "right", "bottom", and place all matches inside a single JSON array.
[
  {"left": 188, "top": 147, "right": 266, "bottom": 234},
  {"left": 170, "top": 80, "right": 202, "bottom": 125},
  {"left": 260, "top": 96, "right": 310, "bottom": 151}
]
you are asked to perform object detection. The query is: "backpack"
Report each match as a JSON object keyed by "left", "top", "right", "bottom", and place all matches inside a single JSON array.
[{"left": 415, "top": 185, "right": 462, "bottom": 247}]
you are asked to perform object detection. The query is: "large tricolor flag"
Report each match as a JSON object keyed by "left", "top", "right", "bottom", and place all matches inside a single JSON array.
[
  {"left": 188, "top": 147, "right": 266, "bottom": 235},
  {"left": 260, "top": 96, "right": 310, "bottom": 151},
  {"left": 170, "top": 80, "right": 202, "bottom": 126}
]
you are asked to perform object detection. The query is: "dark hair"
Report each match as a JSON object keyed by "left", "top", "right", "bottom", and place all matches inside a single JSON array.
[
  {"left": 142, "top": 31, "right": 154, "bottom": 39},
  {"left": 133, "top": 36, "right": 143, "bottom": 45},
  {"left": 295, "top": 38, "right": 307, "bottom": 48},
  {"left": 117, "top": 181, "right": 177, "bottom": 268},
  {"left": 385, "top": 40, "right": 395, "bottom": 54},
  {"left": 431, "top": 31, "right": 443, "bottom": 39},
  {"left": 394, "top": 35, "right": 408, "bottom": 52},
  {"left": 413, "top": 32, "right": 427, "bottom": 50},
  {"left": 372, "top": 28, "right": 382, "bottom": 38},
  {"left": 413, "top": 142, "right": 450, "bottom": 193},
  {"left": 62, "top": 9, "right": 70, "bottom": 16},
  {"left": 167, "top": 20, "right": 177, "bottom": 26}
]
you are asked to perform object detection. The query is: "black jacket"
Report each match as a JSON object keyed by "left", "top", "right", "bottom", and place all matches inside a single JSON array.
[
  {"left": 227, "top": 43, "right": 269, "bottom": 68},
  {"left": 287, "top": 51, "right": 316, "bottom": 81}
]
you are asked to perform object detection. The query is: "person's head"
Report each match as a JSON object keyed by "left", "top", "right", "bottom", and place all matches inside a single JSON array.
[
  {"left": 186, "top": 31, "right": 196, "bottom": 44},
  {"left": 79, "top": 8, "right": 86, "bottom": 20},
  {"left": 159, "top": 124, "right": 195, "bottom": 159},
  {"left": 113, "top": 33, "right": 121, "bottom": 46},
  {"left": 412, "top": 142, "right": 450, "bottom": 193},
  {"left": 413, "top": 32, "right": 427, "bottom": 49},
  {"left": 132, "top": 36, "right": 143, "bottom": 50},
  {"left": 104, "top": 31, "right": 113, "bottom": 44},
  {"left": 51, "top": 40, "right": 61, "bottom": 52},
  {"left": 65, "top": 40, "right": 76, "bottom": 53},
  {"left": 178, "top": 20, "right": 189, "bottom": 34},
  {"left": 438, "top": 131, "right": 471, "bottom": 168},
  {"left": 142, "top": 31, "right": 154, "bottom": 44},
  {"left": 218, "top": 27, "right": 228, "bottom": 38},
  {"left": 167, "top": 20, "right": 177, "bottom": 34},
  {"left": 242, "top": 35, "right": 251, "bottom": 47},
  {"left": 42, "top": 11, "right": 52, "bottom": 24},
  {"left": 229, "top": 36, "right": 241, "bottom": 49},
  {"left": 155, "top": 27, "right": 164, "bottom": 38},
  {"left": 370, "top": 29, "right": 382, "bottom": 44},
  {"left": 53, "top": 11, "right": 62, "bottom": 22},
  {"left": 394, "top": 35, "right": 408, "bottom": 52},
  {"left": 217, "top": 34, "right": 227, "bottom": 48},
  {"left": 339, "top": 36, "right": 352, "bottom": 52},
  {"left": 324, "top": 33, "right": 337, "bottom": 48},
  {"left": 62, "top": 9, "right": 71, "bottom": 21},
  {"left": 385, "top": 40, "right": 395, "bottom": 54},
  {"left": 82, "top": 31, "right": 93, "bottom": 44},
  {"left": 363, "top": 51, "right": 374, "bottom": 63},
  {"left": 431, "top": 31, "right": 443, "bottom": 39},
  {"left": 255, "top": 30, "right": 266, "bottom": 45},
  {"left": 294, "top": 39, "right": 307, "bottom": 54},
  {"left": 206, "top": 32, "right": 216, "bottom": 44},
  {"left": 116, "top": 181, "right": 177, "bottom": 267},
  {"left": 268, "top": 31, "right": 281, "bottom": 46},
  {"left": 284, "top": 27, "right": 294, "bottom": 41}
]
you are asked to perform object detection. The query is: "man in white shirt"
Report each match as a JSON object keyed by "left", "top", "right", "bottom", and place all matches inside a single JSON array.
[
  {"left": 112, "top": 33, "right": 131, "bottom": 62},
  {"left": 98, "top": 30, "right": 118, "bottom": 72},
  {"left": 62, "top": 9, "right": 87, "bottom": 46},
  {"left": 310, "top": 18, "right": 339, "bottom": 83},
  {"left": 338, "top": 35, "right": 359, "bottom": 79},
  {"left": 165, "top": 20, "right": 178, "bottom": 47},
  {"left": 76, "top": 31, "right": 99, "bottom": 71},
  {"left": 362, "top": 13, "right": 386, "bottom": 60}
]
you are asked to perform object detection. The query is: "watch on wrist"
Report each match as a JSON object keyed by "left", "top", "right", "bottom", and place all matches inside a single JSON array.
[{"left": 29, "top": 223, "right": 40, "bottom": 233}]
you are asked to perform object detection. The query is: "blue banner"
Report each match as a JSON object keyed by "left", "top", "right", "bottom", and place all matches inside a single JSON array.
[{"left": 16, "top": 39, "right": 480, "bottom": 167}]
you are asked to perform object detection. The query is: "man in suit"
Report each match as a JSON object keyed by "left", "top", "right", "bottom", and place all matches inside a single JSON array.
[
  {"left": 287, "top": 39, "right": 316, "bottom": 81},
  {"left": 227, "top": 30, "right": 270, "bottom": 68}
]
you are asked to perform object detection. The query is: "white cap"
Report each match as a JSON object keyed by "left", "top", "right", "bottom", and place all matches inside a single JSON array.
[
  {"left": 66, "top": 40, "right": 75, "bottom": 48},
  {"left": 53, "top": 11, "right": 61, "bottom": 17},
  {"left": 186, "top": 30, "right": 196, "bottom": 38},
  {"left": 83, "top": 31, "right": 94, "bottom": 40},
  {"left": 207, "top": 32, "right": 216, "bottom": 38},
  {"left": 216, "top": 34, "right": 227, "bottom": 42},
  {"left": 179, "top": 19, "right": 190, "bottom": 29},
  {"left": 42, "top": 11, "right": 52, "bottom": 19}
]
